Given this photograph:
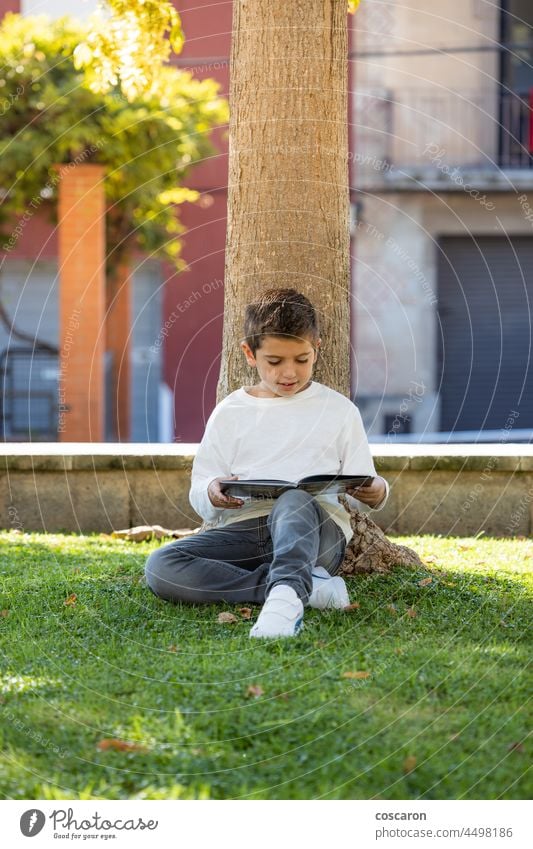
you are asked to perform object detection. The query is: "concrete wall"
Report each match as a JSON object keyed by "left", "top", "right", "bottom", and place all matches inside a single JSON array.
[
  {"left": 353, "top": 192, "right": 533, "bottom": 437},
  {"left": 1, "top": 445, "right": 532, "bottom": 537},
  {"left": 354, "top": 0, "right": 500, "bottom": 172}
]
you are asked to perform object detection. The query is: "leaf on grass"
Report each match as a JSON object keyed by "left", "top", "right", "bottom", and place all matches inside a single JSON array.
[
  {"left": 64, "top": 593, "right": 77, "bottom": 606},
  {"left": 245, "top": 684, "right": 264, "bottom": 698},
  {"left": 0, "top": 609, "right": 9, "bottom": 617},
  {"left": 167, "top": 644, "right": 178, "bottom": 653},
  {"left": 344, "top": 602, "right": 360, "bottom": 611},
  {"left": 418, "top": 577, "right": 433, "bottom": 587},
  {"left": 97, "top": 738, "right": 148, "bottom": 753},
  {"left": 275, "top": 691, "right": 290, "bottom": 700},
  {"left": 406, "top": 607, "right": 417, "bottom": 618},
  {"left": 386, "top": 604, "right": 397, "bottom": 615},
  {"left": 342, "top": 670, "right": 371, "bottom": 680},
  {"left": 217, "top": 611, "right": 238, "bottom": 624},
  {"left": 238, "top": 607, "right": 252, "bottom": 620},
  {"left": 507, "top": 741, "right": 524, "bottom": 753},
  {"left": 403, "top": 755, "right": 417, "bottom": 773}
]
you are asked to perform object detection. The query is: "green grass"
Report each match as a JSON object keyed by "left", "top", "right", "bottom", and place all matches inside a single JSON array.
[{"left": 0, "top": 531, "right": 531, "bottom": 800}]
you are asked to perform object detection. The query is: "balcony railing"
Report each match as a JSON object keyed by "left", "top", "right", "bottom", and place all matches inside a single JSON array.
[{"left": 354, "top": 88, "right": 533, "bottom": 181}]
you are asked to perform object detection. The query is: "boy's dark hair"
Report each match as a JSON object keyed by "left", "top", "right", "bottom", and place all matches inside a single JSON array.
[{"left": 243, "top": 288, "right": 320, "bottom": 354}]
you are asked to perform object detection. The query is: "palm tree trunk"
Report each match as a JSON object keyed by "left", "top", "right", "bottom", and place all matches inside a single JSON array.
[{"left": 218, "top": 0, "right": 350, "bottom": 401}]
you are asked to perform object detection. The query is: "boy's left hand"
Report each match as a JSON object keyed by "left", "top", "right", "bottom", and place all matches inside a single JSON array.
[{"left": 346, "top": 476, "right": 387, "bottom": 508}]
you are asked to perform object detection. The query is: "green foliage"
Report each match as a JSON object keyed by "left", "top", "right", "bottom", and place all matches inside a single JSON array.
[{"left": 0, "top": 13, "right": 228, "bottom": 271}]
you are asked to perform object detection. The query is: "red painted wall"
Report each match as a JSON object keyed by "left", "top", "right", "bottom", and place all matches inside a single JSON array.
[{"left": 0, "top": 0, "right": 19, "bottom": 16}]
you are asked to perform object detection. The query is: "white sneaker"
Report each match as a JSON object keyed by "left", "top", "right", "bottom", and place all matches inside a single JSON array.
[
  {"left": 249, "top": 585, "right": 304, "bottom": 639},
  {"left": 309, "top": 566, "right": 350, "bottom": 610}
]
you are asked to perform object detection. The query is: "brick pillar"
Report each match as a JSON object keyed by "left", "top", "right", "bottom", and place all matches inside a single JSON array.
[
  {"left": 106, "top": 261, "right": 131, "bottom": 441},
  {"left": 57, "top": 164, "right": 106, "bottom": 441}
]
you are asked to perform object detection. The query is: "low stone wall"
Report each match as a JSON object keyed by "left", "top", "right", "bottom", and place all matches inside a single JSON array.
[{"left": 1, "top": 444, "right": 532, "bottom": 536}]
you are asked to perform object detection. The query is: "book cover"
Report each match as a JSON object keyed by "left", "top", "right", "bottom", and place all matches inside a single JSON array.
[{"left": 220, "top": 474, "right": 373, "bottom": 499}]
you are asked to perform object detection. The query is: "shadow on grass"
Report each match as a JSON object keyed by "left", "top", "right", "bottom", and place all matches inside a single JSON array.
[{"left": 0, "top": 533, "right": 530, "bottom": 799}]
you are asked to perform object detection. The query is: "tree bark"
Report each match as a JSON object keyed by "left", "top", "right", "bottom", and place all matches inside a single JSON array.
[{"left": 218, "top": 0, "right": 350, "bottom": 401}]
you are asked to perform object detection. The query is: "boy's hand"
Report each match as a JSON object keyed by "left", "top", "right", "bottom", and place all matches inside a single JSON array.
[
  {"left": 208, "top": 475, "right": 245, "bottom": 509},
  {"left": 346, "top": 476, "right": 386, "bottom": 508}
]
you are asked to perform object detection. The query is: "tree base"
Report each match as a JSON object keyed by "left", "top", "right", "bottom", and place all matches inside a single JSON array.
[{"left": 337, "top": 494, "right": 423, "bottom": 575}]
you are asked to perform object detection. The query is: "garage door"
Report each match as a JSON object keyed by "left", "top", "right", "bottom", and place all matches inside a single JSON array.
[{"left": 437, "top": 235, "right": 533, "bottom": 432}]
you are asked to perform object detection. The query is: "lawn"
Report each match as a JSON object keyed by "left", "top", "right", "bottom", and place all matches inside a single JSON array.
[{"left": 0, "top": 530, "right": 530, "bottom": 800}]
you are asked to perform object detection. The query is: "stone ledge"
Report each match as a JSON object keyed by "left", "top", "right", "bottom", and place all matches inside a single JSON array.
[
  {"left": 1, "top": 443, "right": 531, "bottom": 472},
  {"left": 1, "top": 444, "right": 532, "bottom": 536}
]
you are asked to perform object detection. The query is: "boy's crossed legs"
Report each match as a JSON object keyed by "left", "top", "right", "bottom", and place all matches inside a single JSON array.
[{"left": 145, "top": 489, "right": 348, "bottom": 637}]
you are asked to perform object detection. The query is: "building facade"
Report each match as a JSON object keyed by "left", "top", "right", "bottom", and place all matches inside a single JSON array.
[{"left": 352, "top": 0, "right": 533, "bottom": 439}]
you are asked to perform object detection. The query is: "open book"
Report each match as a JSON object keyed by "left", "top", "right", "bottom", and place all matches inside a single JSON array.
[{"left": 219, "top": 474, "right": 373, "bottom": 499}]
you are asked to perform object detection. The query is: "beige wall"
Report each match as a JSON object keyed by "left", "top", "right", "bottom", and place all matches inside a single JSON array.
[{"left": 354, "top": 0, "right": 501, "bottom": 172}]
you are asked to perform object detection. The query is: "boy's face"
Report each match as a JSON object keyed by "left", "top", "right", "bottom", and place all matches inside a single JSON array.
[{"left": 240, "top": 334, "right": 320, "bottom": 398}]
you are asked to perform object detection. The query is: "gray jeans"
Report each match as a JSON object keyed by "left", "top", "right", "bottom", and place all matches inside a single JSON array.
[{"left": 144, "top": 489, "right": 346, "bottom": 606}]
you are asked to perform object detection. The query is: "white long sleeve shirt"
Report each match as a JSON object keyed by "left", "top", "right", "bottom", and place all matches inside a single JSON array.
[{"left": 189, "top": 381, "right": 389, "bottom": 544}]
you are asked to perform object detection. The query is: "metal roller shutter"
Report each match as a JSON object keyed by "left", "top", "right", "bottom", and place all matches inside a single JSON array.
[{"left": 437, "top": 235, "right": 533, "bottom": 432}]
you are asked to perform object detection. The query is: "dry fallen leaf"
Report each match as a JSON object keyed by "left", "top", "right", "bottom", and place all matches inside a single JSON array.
[
  {"left": 342, "top": 670, "right": 371, "bottom": 680},
  {"left": 167, "top": 644, "right": 178, "bottom": 653},
  {"left": 64, "top": 593, "right": 77, "bottom": 606},
  {"left": 344, "top": 602, "right": 360, "bottom": 611},
  {"left": 246, "top": 684, "right": 264, "bottom": 698},
  {"left": 238, "top": 607, "right": 252, "bottom": 620},
  {"left": 507, "top": 741, "right": 524, "bottom": 753},
  {"left": 403, "top": 755, "right": 417, "bottom": 773},
  {"left": 0, "top": 609, "right": 10, "bottom": 617},
  {"left": 217, "top": 611, "right": 238, "bottom": 624},
  {"left": 418, "top": 577, "right": 433, "bottom": 587},
  {"left": 97, "top": 738, "right": 148, "bottom": 753},
  {"left": 406, "top": 607, "right": 417, "bottom": 618}
]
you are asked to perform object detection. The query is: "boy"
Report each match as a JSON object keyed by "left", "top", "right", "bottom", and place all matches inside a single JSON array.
[{"left": 145, "top": 288, "right": 389, "bottom": 639}]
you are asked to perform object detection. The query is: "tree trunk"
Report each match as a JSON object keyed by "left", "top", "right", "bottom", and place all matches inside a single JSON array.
[
  {"left": 106, "top": 261, "right": 131, "bottom": 441},
  {"left": 218, "top": 0, "right": 350, "bottom": 401}
]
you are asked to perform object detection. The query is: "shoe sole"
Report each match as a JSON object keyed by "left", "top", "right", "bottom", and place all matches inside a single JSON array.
[{"left": 249, "top": 617, "right": 304, "bottom": 639}]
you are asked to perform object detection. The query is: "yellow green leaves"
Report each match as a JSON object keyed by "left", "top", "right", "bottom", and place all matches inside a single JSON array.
[{"left": 75, "top": 1, "right": 185, "bottom": 102}]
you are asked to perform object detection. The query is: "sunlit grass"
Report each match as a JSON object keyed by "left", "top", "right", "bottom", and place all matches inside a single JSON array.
[{"left": 0, "top": 531, "right": 531, "bottom": 800}]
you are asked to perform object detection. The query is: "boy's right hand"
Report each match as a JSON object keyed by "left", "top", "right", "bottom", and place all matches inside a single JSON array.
[{"left": 207, "top": 475, "right": 245, "bottom": 509}]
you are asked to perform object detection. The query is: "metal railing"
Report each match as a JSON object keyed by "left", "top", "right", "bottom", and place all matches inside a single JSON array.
[{"left": 354, "top": 88, "right": 533, "bottom": 174}]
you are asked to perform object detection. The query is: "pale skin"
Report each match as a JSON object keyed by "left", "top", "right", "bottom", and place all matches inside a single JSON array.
[{"left": 208, "top": 333, "right": 387, "bottom": 509}]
